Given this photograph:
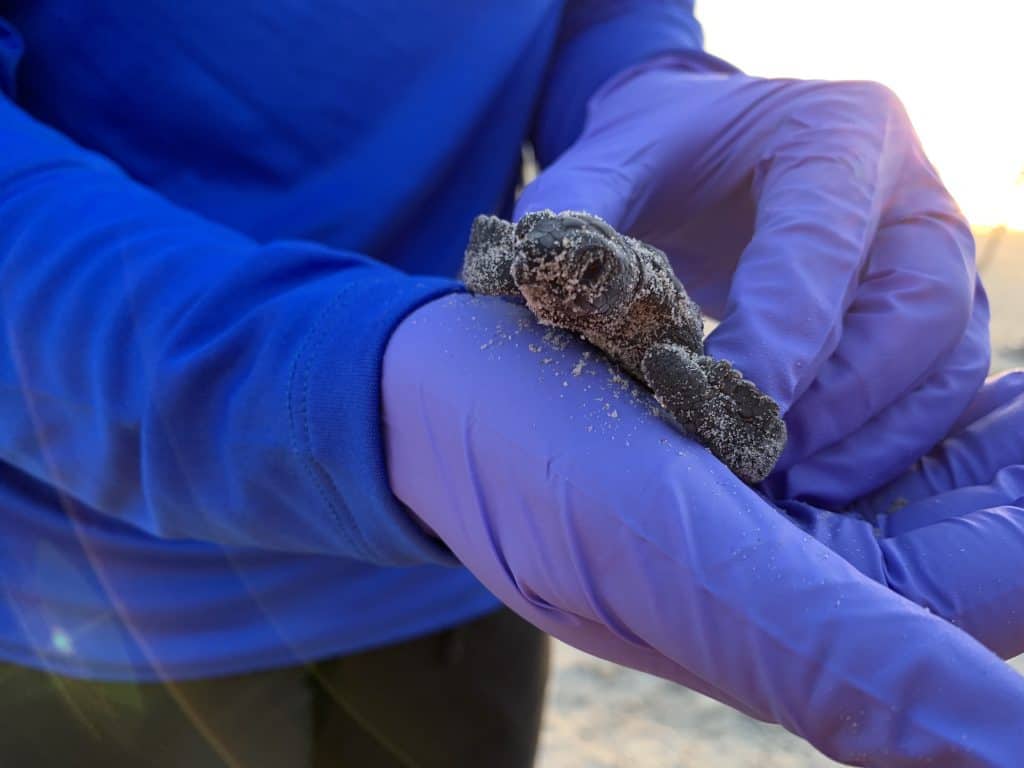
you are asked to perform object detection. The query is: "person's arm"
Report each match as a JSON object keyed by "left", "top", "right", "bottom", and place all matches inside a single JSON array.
[
  {"left": 0, "top": 18, "right": 456, "bottom": 563},
  {"left": 384, "top": 294, "right": 1024, "bottom": 767}
]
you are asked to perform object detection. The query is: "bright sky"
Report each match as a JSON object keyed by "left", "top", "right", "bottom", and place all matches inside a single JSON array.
[{"left": 697, "top": 1, "right": 1024, "bottom": 230}]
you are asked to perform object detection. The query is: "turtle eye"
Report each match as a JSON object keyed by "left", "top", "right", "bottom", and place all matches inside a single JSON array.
[{"left": 573, "top": 213, "right": 619, "bottom": 241}]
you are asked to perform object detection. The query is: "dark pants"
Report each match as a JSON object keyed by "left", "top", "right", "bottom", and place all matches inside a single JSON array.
[{"left": 0, "top": 608, "right": 549, "bottom": 767}]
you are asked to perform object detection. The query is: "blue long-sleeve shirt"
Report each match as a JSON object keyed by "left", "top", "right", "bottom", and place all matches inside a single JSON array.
[{"left": 0, "top": 1, "right": 703, "bottom": 680}]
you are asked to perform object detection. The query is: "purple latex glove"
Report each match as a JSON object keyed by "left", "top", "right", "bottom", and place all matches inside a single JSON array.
[
  {"left": 383, "top": 294, "right": 1024, "bottom": 767},
  {"left": 517, "top": 53, "right": 988, "bottom": 507},
  {"left": 784, "top": 370, "right": 1024, "bottom": 659}
]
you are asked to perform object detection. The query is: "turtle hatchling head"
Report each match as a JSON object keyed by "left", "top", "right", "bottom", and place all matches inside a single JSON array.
[{"left": 511, "top": 210, "right": 639, "bottom": 324}]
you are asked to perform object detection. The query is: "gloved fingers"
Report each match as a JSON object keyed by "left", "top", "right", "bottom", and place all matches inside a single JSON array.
[
  {"left": 511, "top": 64, "right": 699, "bottom": 228},
  {"left": 874, "top": 466, "right": 1024, "bottom": 537},
  {"left": 952, "top": 368, "right": 1024, "bottom": 433},
  {"left": 516, "top": 68, "right": 799, "bottom": 237},
  {"left": 514, "top": 144, "right": 634, "bottom": 229},
  {"left": 776, "top": 216, "right": 979, "bottom": 471},
  {"left": 879, "top": 499, "right": 1024, "bottom": 659},
  {"left": 385, "top": 295, "right": 1024, "bottom": 765},
  {"left": 515, "top": 64, "right": 755, "bottom": 229},
  {"left": 765, "top": 291, "right": 990, "bottom": 507},
  {"left": 704, "top": 81, "right": 920, "bottom": 411},
  {"left": 853, "top": 372, "right": 1024, "bottom": 520},
  {"left": 781, "top": 494, "right": 1024, "bottom": 660},
  {"left": 774, "top": 499, "right": 887, "bottom": 581}
]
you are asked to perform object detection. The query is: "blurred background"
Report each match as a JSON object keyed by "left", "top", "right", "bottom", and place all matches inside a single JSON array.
[{"left": 538, "top": 1, "right": 1024, "bottom": 765}]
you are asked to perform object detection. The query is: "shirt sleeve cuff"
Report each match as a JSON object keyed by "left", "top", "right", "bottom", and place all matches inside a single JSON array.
[{"left": 289, "top": 272, "right": 466, "bottom": 567}]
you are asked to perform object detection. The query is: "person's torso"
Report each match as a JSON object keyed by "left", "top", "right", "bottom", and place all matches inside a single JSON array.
[{"left": 0, "top": 0, "right": 562, "bottom": 680}]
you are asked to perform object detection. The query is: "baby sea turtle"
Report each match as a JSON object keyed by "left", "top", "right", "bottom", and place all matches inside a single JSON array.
[{"left": 462, "top": 209, "right": 787, "bottom": 483}]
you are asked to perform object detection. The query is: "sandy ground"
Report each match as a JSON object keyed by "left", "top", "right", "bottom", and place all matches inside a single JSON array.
[{"left": 536, "top": 228, "right": 1024, "bottom": 768}]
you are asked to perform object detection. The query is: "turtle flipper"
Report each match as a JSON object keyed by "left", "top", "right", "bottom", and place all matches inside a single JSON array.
[
  {"left": 641, "top": 343, "right": 786, "bottom": 483},
  {"left": 461, "top": 215, "right": 518, "bottom": 295}
]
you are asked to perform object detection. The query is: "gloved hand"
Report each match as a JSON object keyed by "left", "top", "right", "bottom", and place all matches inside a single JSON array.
[
  {"left": 516, "top": 52, "right": 989, "bottom": 507},
  {"left": 382, "top": 293, "right": 1024, "bottom": 767},
  {"left": 782, "top": 369, "right": 1024, "bottom": 659}
]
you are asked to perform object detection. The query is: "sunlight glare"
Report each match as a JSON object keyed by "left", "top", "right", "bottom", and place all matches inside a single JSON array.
[{"left": 698, "top": 0, "right": 1024, "bottom": 229}]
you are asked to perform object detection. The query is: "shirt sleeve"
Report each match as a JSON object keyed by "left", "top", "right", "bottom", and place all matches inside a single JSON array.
[
  {"left": 534, "top": 0, "right": 725, "bottom": 165},
  {"left": 0, "top": 18, "right": 460, "bottom": 566}
]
